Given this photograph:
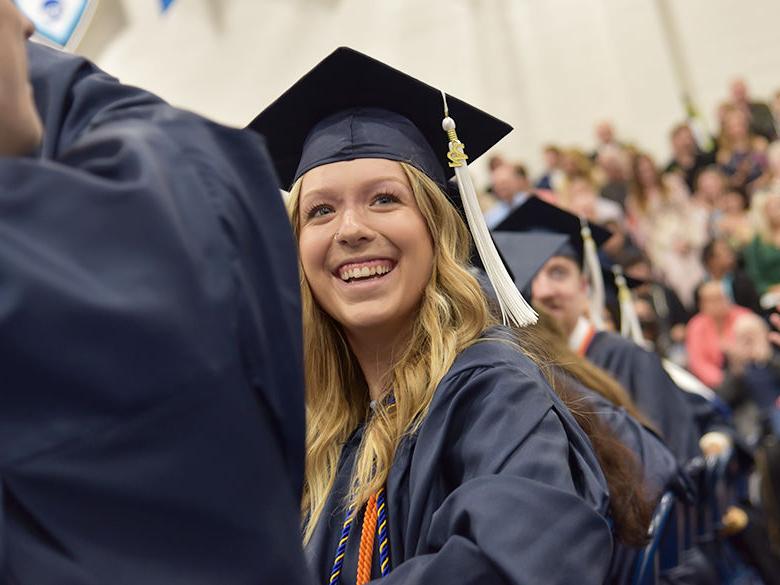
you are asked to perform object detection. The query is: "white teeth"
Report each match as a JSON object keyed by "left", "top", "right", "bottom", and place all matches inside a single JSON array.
[{"left": 338, "top": 263, "right": 393, "bottom": 281}]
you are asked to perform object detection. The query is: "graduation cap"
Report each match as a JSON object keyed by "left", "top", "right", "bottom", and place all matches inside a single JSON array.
[
  {"left": 249, "top": 47, "right": 537, "bottom": 326},
  {"left": 492, "top": 196, "right": 612, "bottom": 329},
  {"left": 491, "top": 232, "right": 571, "bottom": 295}
]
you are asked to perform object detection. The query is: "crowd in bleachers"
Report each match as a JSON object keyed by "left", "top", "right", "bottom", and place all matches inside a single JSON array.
[{"left": 482, "top": 78, "right": 780, "bottom": 445}]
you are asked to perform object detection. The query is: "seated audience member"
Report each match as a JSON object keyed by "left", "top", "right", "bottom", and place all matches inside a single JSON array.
[
  {"left": 719, "top": 313, "right": 780, "bottom": 437},
  {"left": 715, "top": 185, "right": 754, "bottom": 250},
  {"left": 602, "top": 218, "right": 641, "bottom": 265},
  {"left": 772, "top": 90, "right": 780, "bottom": 137},
  {"left": 690, "top": 165, "right": 728, "bottom": 238},
  {"left": 755, "top": 140, "right": 780, "bottom": 194},
  {"left": 563, "top": 171, "right": 622, "bottom": 225},
  {"left": 717, "top": 104, "right": 768, "bottom": 191},
  {"left": 597, "top": 144, "right": 631, "bottom": 208},
  {"left": 535, "top": 144, "right": 565, "bottom": 192},
  {"left": 701, "top": 238, "right": 762, "bottom": 314},
  {"left": 745, "top": 190, "right": 780, "bottom": 306},
  {"left": 561, "top": 147, "right": 594, "bottom": 181},
  {"left": 665, "top": 122, "right": 717, "bottom": 193},
  {"left": 483, "top": 160, "right": 531, "bottom": 228},
  {"left": 729, "top": 77, "right": 777, "bottom": 142},
  {"left": 686, "top": 281, "right": 752, "bottom": 388},
  {"left": 627, "top": 153, "right": 705, "bottom": 309},
  {"left": 591, "top": 120, "right": 625, "bottom": 161},
  {"left": 622, "top": 252, "right": 690, "bottom": 359}
]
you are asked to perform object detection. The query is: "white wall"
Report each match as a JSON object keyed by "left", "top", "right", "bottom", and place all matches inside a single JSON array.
[{"left": 75, "top": 0, "right": 780, "bottom": 180}]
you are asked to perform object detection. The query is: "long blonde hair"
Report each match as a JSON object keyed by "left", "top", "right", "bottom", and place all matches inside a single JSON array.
[{"left": 288, "top": 162, "right": 494, "bottom": 543}]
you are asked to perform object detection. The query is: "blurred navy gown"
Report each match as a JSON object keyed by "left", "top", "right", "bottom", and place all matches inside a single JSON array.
[
  {"left": 306, "top": 332, "right": 614, "bottom": 585},
  {"left": 0, "top": 43, "right": 310, "bottom": 584}
]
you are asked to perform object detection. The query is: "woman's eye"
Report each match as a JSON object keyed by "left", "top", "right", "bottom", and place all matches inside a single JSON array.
[
  {"left": 306, "top": 204, "right": 334, "bottom": 219},
  {"left": 372, "top": 193, "right": 400, "bottom": 205}
]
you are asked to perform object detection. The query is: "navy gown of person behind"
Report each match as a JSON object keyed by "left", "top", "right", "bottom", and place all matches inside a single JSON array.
[
  {"left": 585, "top": 330, "right": 703, "bottom": 462},
  {"left": 306, "top": 331, "right": 614, "bottom": 585},
  {"left": 0, "top": 43, "right": 310, "bottom": 584}
]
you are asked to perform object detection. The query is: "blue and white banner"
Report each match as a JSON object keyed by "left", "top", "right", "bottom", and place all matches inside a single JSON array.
[
  {"left": 14, "top": 0, "right": 96, "bottom": 48},
  {"left": 160, "top": 0, "right": 175, "bottom": 12}
]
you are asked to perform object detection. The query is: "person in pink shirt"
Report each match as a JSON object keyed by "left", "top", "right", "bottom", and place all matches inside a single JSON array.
[{"left": 686, "top": 280, "right": 753, "bottom": 387}]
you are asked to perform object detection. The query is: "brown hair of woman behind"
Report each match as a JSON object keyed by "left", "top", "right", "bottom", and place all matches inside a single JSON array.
[
  {"left": 511, "top": 316, "right": 655, "bottom": 546},
  {"left": 555, "top": 373, "right": 654, "bottom": 547}
]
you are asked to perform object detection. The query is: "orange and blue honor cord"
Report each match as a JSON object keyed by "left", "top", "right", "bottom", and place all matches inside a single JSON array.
[{"left": 328, "top": 487, "right": 391, "bottom": 585}]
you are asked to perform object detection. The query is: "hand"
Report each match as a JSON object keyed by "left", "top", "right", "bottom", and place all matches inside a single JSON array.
[
  {"left": 0, "top": 0, "right": 43, "bottom": 156},
  {"left": 769, "top": 308, "right": 780, "bottom": 349},
  {"left": 699, "top": 431, "right": 732, "bottom": 457},
  {"left": 670, "top": 323, "right": 686, "bottom": 343}
]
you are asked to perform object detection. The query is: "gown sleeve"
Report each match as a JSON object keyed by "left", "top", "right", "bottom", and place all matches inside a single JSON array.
[
  {"left": 375, "top": 360, "right": 614, "bottom": 585},
  {"left": 0, "top": 43, "right": 308, "bottom": 585}
]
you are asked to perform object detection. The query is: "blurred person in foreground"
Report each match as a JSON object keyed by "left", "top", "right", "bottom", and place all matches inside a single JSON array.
[{"left": 0, "top": 1, "right": 310, "bottom": 583}]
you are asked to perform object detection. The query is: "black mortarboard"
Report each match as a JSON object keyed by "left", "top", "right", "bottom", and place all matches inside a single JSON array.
[
  {"left": 492, "top": 196, "right": 613, "bottom": 329},
  {"left": 492, "top": 232, "right": 571, "bottom": 292},
  {"left": 492, "top": 196, "right": 612, "bottom": 267},
  {"left": 249, "top": 47, "right": 538, "bottom": 326},
  {"left": 248, "top": 47, "right": 511, "bottom": 192}
]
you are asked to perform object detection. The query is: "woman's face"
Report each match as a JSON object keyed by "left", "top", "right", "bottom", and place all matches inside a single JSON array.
[
  {"left": 723, "top": 110, "right": 749, "bottom": 140},
  {"left": 636, "top": 157, "right": 657, "bottom": 187},
  {"left": 297, "top": 158, "right": 434, "bottom": 339},
  {"left": 765, "top": 194, "right": 780, "bottom": 224}
]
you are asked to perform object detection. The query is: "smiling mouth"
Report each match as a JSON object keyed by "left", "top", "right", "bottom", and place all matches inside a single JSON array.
[{"left": 336, "top": 259, "right": 396, "bottom": 284}]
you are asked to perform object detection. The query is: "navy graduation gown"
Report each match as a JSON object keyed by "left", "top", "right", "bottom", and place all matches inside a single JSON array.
[
  {"left": 306, "top": 334, "right": 613, "bottom": 585},
  {"left": 585, "top": 330, "right": 701, "bottom": 462},
  {"left": 571, "top": 382, "right": 686, "bottom": 498},
  {"left": 566, "top": 378, "right": 691, "bottom": 584},
  {"left": 0, "top": 43, "right": 309, "bottom": 584}
]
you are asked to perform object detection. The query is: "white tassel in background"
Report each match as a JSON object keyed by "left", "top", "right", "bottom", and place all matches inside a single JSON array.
[
  {"left": 441, "top": 106, "right": 537, "bottom": 327},
  {"left": 613, "top": 265, "right": 644, "bottom": 345},
  {"left": 580, "top": 220, "right": 605, "bottom": 330}
]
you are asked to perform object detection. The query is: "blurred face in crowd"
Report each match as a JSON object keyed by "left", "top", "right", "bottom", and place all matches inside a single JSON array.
[
  {"left": 764, "top": 193, "right": 780, "bottom": 227},
  {"left": 635, "top": 155, "right": 658, "bottom": 188},
  {"left": 697, "top": 281, "right": 730, "bottom": 321},
  {"left": 706, "top": 240, "right": 736, "bottom": 275},
  {"left": 766, "top": 142, "right": 780, "bottom": 175},
  {"left": 532, "top": 255, "right": 588, "bottom": 337},
  {"left": 730, "top": 79, "right": 748, "bottom": 104},
  {"left": 602, "top": 220, "right": 626, "bottom": 258},
  {"left": 567, "top": 176, "right": 598, "bottom": 220},
  {"left": 297, "top": 158, "right": 434, "bottom": 340},
  {"left": 597, "top": 146, "right": 627, "bottom": 181},
  {"left": 722, "top": 108, "right": 749, "bottom": 141},
  {"left": 0, "top": 0, "right": 42, "bottom": 156},
  {"left": 543, "top": 147, "right": 561, "bottom": 170},
  {"left": 625, "top": 259, "right": 652, "bottom": 284},
  {"left": 491, "top": 164, "right": 526, "bottom": 203},
  {"left": 595, "top": 121, "right": 615, "bottom": 145},
  {"left": 696, "top": 168, "right": 725, "bottom": 200},
  {"left": 720, "top": 189, "right": 747, "bottom": 214},
  {"left": 733, "top": 314, "right": 771, "bottom": 363},
  {"left": 671, "top": 126, "right": 696, "bottom": 156}
]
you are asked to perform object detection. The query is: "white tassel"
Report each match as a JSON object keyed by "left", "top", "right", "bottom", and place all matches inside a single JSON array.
[
  {"left": 613, "top": 265, "right": 644, "bottom": 345},
  {"left": 580, "top": 221, "right": 605, "bottom": 330},
  {"left": 441, "top": 106, "right": 537, "bottom": 327}
]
